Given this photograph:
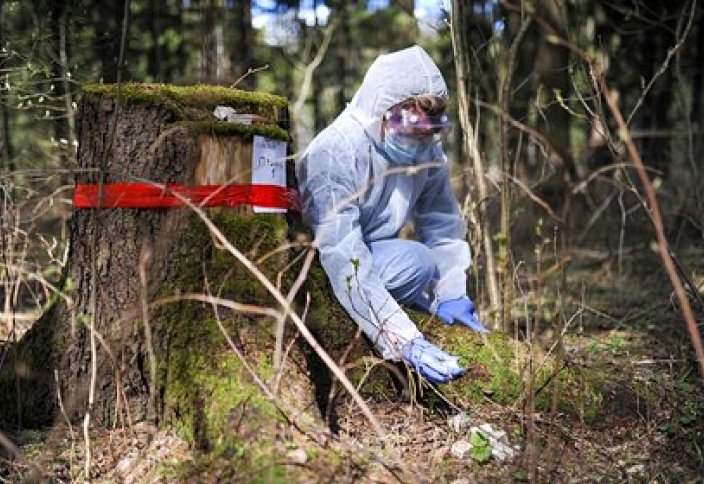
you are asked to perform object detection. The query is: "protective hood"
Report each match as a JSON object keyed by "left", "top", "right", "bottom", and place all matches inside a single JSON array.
[{"left": 348, "top": 45, "right": 448, "bottom": 143}]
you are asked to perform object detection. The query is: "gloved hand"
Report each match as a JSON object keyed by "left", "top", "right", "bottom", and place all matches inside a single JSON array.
[
  {"left": 402, "top": 337, "right": 465, "bottom": 384},
  {"left": 436, "top": 296, "right": 489, "bottom": 333}
]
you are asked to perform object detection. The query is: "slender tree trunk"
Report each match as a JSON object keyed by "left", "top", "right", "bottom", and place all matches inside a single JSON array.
[
  {"left": 534, "top": 0, "right": 575, "bottom": 192},
  {"left": 233, "top": 0, "right": 253, "bottom": 88},
  {"left": 95, "top": 1, "right": 127, "bottom": 83},
  {"left": 498, "top": 9, "right": 531, "bottom": 332},
  {"left": 51, "top": 0, "right": 76, "bottom": 161},
  {"left": 333, "top": 0, "right": 349, "bottom": 112},
  {"left": 148, "top": 0, "right": 164, "bottom": 81},
  {"left": 451, "top": 0, "right": 501, "bottom": 326},
  {"left": 0, "top": 0, "right": 13, "bottom": 172},
  {"left": 200, "top": 0, "right": 216, "bottom": 82},
  {"left": 639, "top": 23, "right": 672, "bottom": 178},
  {"left": 312, "top": 0, "right": 325, "bottom": 133}
]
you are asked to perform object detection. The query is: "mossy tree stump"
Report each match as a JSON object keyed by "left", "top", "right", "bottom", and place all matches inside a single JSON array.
[{"left": 0, "top": 84, "right": 298, "bottom": 431}]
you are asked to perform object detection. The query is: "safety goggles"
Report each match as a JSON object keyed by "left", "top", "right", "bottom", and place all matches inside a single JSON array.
[{"left": 383, "top": 101, "right": 451, "bottom": 137}]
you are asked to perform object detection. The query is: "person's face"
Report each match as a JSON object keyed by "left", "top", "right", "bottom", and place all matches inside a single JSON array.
[{"left": 381, "top": 97, "right": 450, "bottom": 141}]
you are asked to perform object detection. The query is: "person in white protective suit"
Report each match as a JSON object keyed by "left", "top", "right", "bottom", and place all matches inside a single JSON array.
[{"left": 296, "top": 45, "right": 489, "bottom": 384}]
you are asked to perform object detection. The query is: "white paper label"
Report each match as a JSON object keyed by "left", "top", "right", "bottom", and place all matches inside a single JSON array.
[{"left": 251, "top": 135, "right": 287, "bottom": 213}]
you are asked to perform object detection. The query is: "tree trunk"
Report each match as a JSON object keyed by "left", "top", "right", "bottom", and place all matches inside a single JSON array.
[
  {"left": 200, "top": 0, "right": 217, "bottom": 83},
  {"left": 0, "top": 84, "right": 293, "bottom": 429},
  {"left": 147, "top": 0, "right": 164, "bottom": 81},
  {"left": 0, "top": 0, "right": 13, "bottom": 172},
  {"left": 50, "top": 0, "right": 76, "bottom": 159},
  {"left": 233, "top": 0, "right": 254, "bottom": 88},
  {"left": 94, "top": 1, "right": 127, "bottom": 83},
  {"left": 332, "top": 0, "right": 349, "bottom": 112},
  {"left": 451, "top": 0, "right": 501, "bottom": 326},
  {"left": 533, "top": 0, "right": 575, "bottom": 187},
  {"left": 62, "top": 94, "right": 199, "bottom": 425}
]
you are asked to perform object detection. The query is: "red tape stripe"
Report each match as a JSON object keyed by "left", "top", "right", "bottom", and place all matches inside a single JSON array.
[{"left": 74, "top": 183, "right": 301, "bottom": 210}]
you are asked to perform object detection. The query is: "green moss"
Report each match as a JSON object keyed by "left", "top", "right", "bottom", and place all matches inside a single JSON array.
[
  {"left": 164, "top": 322, "right": 281, "bottom": 450},
  {"left": 81, "top": 83, "right": 287, "bottom": 123},
  {"left": 304, "top": 259, "right": 358, "bottom": 350},
  {"left": 413, "top": 323, "right": 607, "bottom": 420},
  {"left": 166, "top": 211, "right": 290, "bottom": 304},
  {"left": 178, "top": 120, "right": 289, "bottom": 141},
  {"left": 82, "top": 82, "right": 288, "bottom": 110},
  {"left": 440, "top": 330, "right": 524, "bottom": 404},
  {"left": 153, "top": 210, "right": 294, "bottom": 478},
  {"left": 541, "top": 364, "right": 606, "bottom": 421}
]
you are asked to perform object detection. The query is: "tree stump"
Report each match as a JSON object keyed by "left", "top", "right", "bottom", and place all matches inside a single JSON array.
[{"left": 0, "top": 84, "right": 301, "bottom": 429}]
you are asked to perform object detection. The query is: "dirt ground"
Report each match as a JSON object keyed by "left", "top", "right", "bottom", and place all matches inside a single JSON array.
[{"left": 1, "top": 242, "right": 703, "bottom": 483}]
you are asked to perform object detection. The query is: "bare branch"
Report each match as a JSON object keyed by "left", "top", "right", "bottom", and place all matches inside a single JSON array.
[{"left": 626, "top": 0, "right": 698, "bottom": 125}]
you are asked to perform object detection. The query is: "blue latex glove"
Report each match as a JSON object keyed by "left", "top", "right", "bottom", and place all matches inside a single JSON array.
[
  {"left": 402, "top": 337, "right": 465, "bottom": 384},
  {"left": 436, "top": 296, "right": 489, "bottom": 333}
]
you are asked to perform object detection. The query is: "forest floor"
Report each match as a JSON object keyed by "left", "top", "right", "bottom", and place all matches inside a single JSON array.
[{"left": 1, "top": 242, "right": 703, "bottom": 483}]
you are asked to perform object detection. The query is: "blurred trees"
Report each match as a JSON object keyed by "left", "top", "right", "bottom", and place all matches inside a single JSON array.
[
  {"left": 446, "top": 0, "right": 703, "bottom": 328},
  {"left": 0, "top": 0, "right": 703, "bottom": 311}
]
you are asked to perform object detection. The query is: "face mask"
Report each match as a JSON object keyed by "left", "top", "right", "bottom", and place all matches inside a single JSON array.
[{"left": 382, "top": 131, "right": 433, "bottom": 165}]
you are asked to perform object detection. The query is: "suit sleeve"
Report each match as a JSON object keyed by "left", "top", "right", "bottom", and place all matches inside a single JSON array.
[
  {"left": 413, "top": 156, "right": 471, "bottom": 304},
  {"left": 298, "top": 143, "right": 422, "bottom": 360}
]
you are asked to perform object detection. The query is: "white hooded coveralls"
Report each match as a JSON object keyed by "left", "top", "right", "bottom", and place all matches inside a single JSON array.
[{"left": 296, "top": 46, "right": 472, "bottom": 360}]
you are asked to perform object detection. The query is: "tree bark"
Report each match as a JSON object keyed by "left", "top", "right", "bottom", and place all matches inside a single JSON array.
[
  {"left": 0, "top": 84, "right": 292, "bottom": 428},
  {"left": 61, "top": 96, "right": 199, "bottom": 424}
]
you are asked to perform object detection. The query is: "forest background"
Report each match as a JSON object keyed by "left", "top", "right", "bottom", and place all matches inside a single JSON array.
[{"left": 1, "top": 0, "right": 704, "bottom": 481}]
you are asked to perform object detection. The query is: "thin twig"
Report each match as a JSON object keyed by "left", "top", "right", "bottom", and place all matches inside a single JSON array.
[
  {"left": 273, "top": 248, "right": 316, "bottom": 374},
  {"left": 625, "top": 0, "right": 698, "bottom": 125},
  {"left": 507, "top": 174, "right": 563, "bottom": 222},
  {"left": 152, "top": 292, "right": 283, "bottom": 319},
  {"left": 230, "top": 64, "right": 270, "bottom": 89}
]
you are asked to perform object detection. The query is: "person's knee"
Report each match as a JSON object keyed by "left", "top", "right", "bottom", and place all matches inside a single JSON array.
[
  {"left": 407, "top": 241, "right": 435, "bottom": 286},
  {"left": 383, "top": 240, "right": 436, "bottom": 303}
]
